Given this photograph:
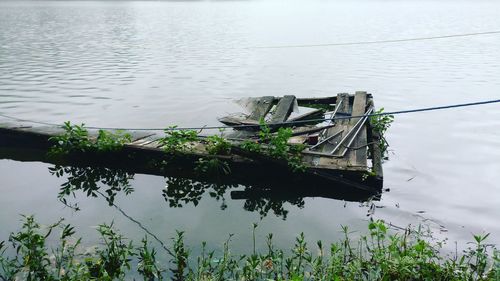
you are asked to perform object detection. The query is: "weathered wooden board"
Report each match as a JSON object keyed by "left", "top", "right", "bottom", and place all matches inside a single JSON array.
[
  {"left": 248, "top": 96, "right": 275, "bottom": 121},
  {"left": 270, "top": 95, "right": 296, "bottom": 123},
  {"left": 218, "top": 116, "right": 259, "bottom": 126},
  {"left": 288, "top": 108, "right": 324, "bottom": 122},
  {"left": 348, "top": 91, "right": 368, "bottom": 167},
  {"left": 367, "top": 97, "right": 383, "bottom": 180},
  {"left": 130, "top": 134, "right": 159, "bottom": 146},
  {"left": 218, "top": 96, "right": 275, "bottom": 126},
  {"left": 317, "top": 93, "right": 351, "bottom": 166},
  {"left": 296, "top": 96, "right": 337, "bottom": 105}
]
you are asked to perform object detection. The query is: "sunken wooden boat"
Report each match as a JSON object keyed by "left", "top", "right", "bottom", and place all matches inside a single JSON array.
[{"left": 0, "top": 91, "right": 383, "bottom": 202}]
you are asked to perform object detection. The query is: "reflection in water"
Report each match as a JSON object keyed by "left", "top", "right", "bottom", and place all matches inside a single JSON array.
[
  {"left": 49, "top": 164, "right": 311, "bottom": 220},
  {"left": 162, "top": 177, "right": 234, "bottom": 209},
  {"left": 242, "top": 196, "right": 304, "bottom": 220},
  {"left": 49, "top": 165, "right": 134, "bottom": 209},
  {"left": 162, "top": 177, "right": 306, "bottom": 219}
]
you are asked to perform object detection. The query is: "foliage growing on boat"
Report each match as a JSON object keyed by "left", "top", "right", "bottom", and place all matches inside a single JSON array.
[
  {"left": 194, "top": 157, "right": 231, "bottom": 177},
  {"left": 158, "top": 126, "right": 199, "bottom": 154},
  {"left": 240, "top": 121, "right": 306, "bottom": 172},
  {"left": 48, "top": 121, "right": 131, "bottom": 156},
  {"left": 1, "top": 216, "right": 498, "bottom": 280},
  {"left": 370, "top": 108, "right": 394, "bottom": 160},
  {"left": 205, "top": 134, "right": 231, "bottom": 156}
]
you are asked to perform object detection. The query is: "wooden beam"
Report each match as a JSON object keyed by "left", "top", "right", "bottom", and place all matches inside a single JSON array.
[
  {"left": 348, "top": 91, "right": 368, "bottom": 167},
  {"left": 296, "top": 96, "right": 337, "bottom": 105},
  {"left": 248, "top": 96, "right": 275, "bottom": 121},
  {"left": 288, "top": 108, "right": 324, "bottom": 122},
  {"left": 367, "top": 98, "right": 383, "bottom": 181},
  {"left": 270, "top": 95, "right": 296, "bottom": 123}
]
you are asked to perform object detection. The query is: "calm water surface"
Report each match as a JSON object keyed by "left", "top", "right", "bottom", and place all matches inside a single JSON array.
[{"left": 1, "top": 0, "right": 500, "bottom": 253}]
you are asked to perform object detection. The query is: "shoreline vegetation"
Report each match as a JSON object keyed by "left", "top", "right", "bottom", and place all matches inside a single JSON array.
[{"left": 1, "top": 216, "right": 498, "bottom": 280}]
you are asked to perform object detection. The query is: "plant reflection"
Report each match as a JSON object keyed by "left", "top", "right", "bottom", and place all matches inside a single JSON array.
[
  {"left": 162, "top": 177, "right": 234, "bottom": 210},
  {"left": 161, "top": 177, "right": 305, "bottom": 219},
  {"left": 242, "top": 196, "right": 305, "bottom": 220},
  {"left": 49, "top": 165, "right": 134, "bottom": 210},
  {"left": 49, "top": 164, "right": 306, "bottom": 219}
]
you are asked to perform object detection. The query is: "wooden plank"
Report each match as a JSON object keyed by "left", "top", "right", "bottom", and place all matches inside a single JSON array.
[
  {"left": 317, "top": 93, "right": 350, "bottom": 166},
  {"left": 130, "top": 134, "right": 159, "bottom": 146},
  {"left": 248, "top": 96, "right": 275, "bottom": 121},
  {"left": 367, "top": 98, "right": 383, "bottom": 180},
  {"left": 348, "top": 91, "right": 368, "bottom": 167},
  {"left": 296, "top": 96, "right": 337, "bottom": 105},
  {"left": 218, "top": 96, "right": 273, "bottom": 127},
  {"left": 140, "top": 140, "right": 163, "bottom": 149},
  {"left": 218, "top": 116, "right": 259, "bottom": 126},
  {"left": 270, "top": 95, "right": 296, "bottom": 123},
  {"left": 130, "top": 133, "right": 157, "bottom": 143},
  {"left": 288, "top": 108, "right": 324, "bottom": 122},
  {"left": 320, "top": 93, "right": 350, "bottom": 149}
]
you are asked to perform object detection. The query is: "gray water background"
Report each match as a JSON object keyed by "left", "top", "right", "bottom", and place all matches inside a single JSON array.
[{"left": 1, "top": 0, "right": 500, "bottom": 254}]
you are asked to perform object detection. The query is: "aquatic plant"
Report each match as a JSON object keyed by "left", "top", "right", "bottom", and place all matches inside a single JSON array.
[
  {"left": 1, "top": 216, "right": 498, "bottom": 280},
  {"left": 370, "top": 108, "right": 394, "bottom": 160},
  {"left": 48, "top": 121, "right": 131, "bottom": 156}
]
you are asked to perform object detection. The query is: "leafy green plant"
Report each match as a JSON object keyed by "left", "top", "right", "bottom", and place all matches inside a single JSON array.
[
  {"left": 137, "top": 236, "right": 164, "bottom": 281},
  {"left": 158, "top": 126, "right": 199, "bottom": 154},
  {"left": 205, "top": 135, "right": 231, "bottom": 156},
  {"left": 8, "top": 215, "right": 53, "bottom": 280},
  {"left": 49, "top": 122, "right": 93, "bottom": 156},
  {"left": 240, "top": 122, "right": 306, "bottom": 172},
  {"left": 170, "top": 231, "right": 189, "bottom": 281},
  {"left": 194, "top": 158, "right": 231, "bottom": 177},
  {"left": 85, "top": 223, "right": 134, "bottom": 280},
  {"left": 194, "top": 133, "right": 233, "bottom": 177},
  {"left": 1, "top": 216, "right": 499, "bottom": 281},
  {"left": 49, "top": 121, "right": 131, "bottom": 157},
  {"left": 240, "top": 140, "right": 261, "bottom": 153},
  {"left": 0, "top": 216, "right": 88, "bottom": 281},
  {"left": 370, "top": 108, "right": 394, "bottom": 160},
  {"left": 95, "top": 130, "right": 132, "bottom": 152}
]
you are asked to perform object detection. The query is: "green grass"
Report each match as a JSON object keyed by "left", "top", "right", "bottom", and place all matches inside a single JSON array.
[{"left": 1, "top": 216, "right": 498, "bottom": 281}]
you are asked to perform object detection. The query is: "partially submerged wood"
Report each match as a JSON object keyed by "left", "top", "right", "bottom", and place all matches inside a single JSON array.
[
  {"left": 0, "top": 92, "right": 384, "bottom": 201},
  {"left": 218, "top": 92, "right": 383, "bottom": 190}
]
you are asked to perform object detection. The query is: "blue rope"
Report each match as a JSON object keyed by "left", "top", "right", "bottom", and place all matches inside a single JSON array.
[{"left": 1, "top": 98, "right": 500, "bottom": 131}]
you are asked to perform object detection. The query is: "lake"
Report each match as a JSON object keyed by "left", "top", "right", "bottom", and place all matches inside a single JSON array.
[{"left": 1, "top": 0, "right": 500, "bottom": 255}]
